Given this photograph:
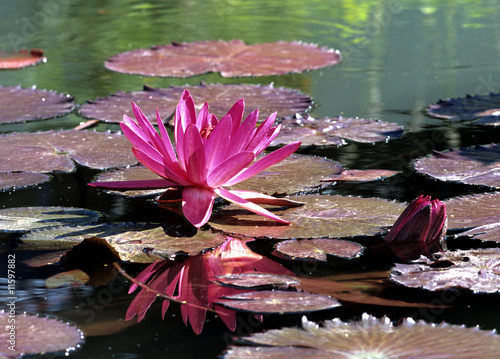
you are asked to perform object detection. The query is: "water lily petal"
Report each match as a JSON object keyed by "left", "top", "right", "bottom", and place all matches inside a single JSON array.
[
  {"left": 225, "top": 98, "right": 245, "bottom": 137},
  {"left": 205, "top": 114, "right": 232, "bottom": 172},
  {"left": 225, "top": 141, "right": 302, "bottom": 186},
  {"left": 182, "top": 186, "right": 216, "bottom": 227},
  {"left": 252, "top": 123, "right": 282, "bottom": 156},
  {"left": 155, "top": 108, "right": 179, "bottom": 164},
  {"left": 226, "top": 109, "right": 259, "bottom": 159},
  {"left": 196, "top": 102, "right": 210, "bottom": 130},
  {"left": 132, "top": 147, "right": 190, "bottom": 186},
  {"left": 183, "top": 124, "right": 208, "bottom": 185},
  {"left": 246, "top": 112, "right": 277, "bottom": 155},
  {"left": 215, "top": 187, "right": 290, "bottom": 224},
  {"left": 207, "top": 151, "right": 255, "bottom": 188},
  {"left": 88, "top": 178, "right": 175, "bottom": 190},
  {"left": 228, "top": 189, "right": 304, "bottom": 207},
  {"left": 175, "top": 90, "right": 197, "bottom": 170}
]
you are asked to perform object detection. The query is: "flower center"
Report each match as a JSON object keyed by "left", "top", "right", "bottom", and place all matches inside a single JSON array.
[{"left": 199, "top": 124, "right": 215, "bottom": 139}]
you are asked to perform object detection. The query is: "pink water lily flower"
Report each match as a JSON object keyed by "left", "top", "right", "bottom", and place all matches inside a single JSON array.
[{"left": 89, "top": 90, "right": 302, "bottom": 227}]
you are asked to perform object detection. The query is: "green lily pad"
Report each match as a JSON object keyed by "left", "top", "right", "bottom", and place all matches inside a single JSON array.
[
  {"left": 224, "top": 313, "right": 500, "bottom": 358},
  {"left": 0, "top": 206, "right": 102, "bottom": 233},
  {"left": 217, "top": 290, "right": 340, "bottom": 314},
  {"left": 445, "top": 192, "right": 500, "bottom": 230},
  {"left": 19, "top": 223, "right": 228, "bottom": 262},
  {"left": 210, "top": 195, "right": 406, "bottom": 239},
  {"left": 273, "top": 238, "right": 364, "bottom": 261},
  {"left": 104, "top": 40, "right": 341, "bottom": 78}
]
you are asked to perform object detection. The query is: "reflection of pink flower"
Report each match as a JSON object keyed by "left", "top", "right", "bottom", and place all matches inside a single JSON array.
[
  {"left": 383, "top": 195, "right": 447, "bottom": 261},
  {"left": 89, "top": 89, "right": 301, "bottom": 228},
  {"left": 126, "top": 237, "right": 294, "bottom": 334}
]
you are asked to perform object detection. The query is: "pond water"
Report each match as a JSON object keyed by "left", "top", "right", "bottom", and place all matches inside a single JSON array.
[{"left": 1, "top": 0, "right": 500, "bottom": 358}]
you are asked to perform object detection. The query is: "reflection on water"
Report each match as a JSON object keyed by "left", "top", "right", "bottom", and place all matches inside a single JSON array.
[{"left": 1, "top": 0, "right": 500, "bottom": 357}]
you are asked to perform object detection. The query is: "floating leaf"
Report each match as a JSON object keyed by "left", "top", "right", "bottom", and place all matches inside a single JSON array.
[
  {"left": 298, "top": 271, "right": 449, "bottom": 308},
  {"left": 458, "top": 222, "right": 500, "bottom": 242},
  {"left": 445, "top": 192, "right": 500, "bottom": 230},
  {"left": 273, "top": 238, "right": 364, "bottom": 261},
  {"left": 19, "top": 223, "right": 229, "bottom": 262},
  {"left": 0, "top": 85, "right": 74, "bottom": 124},
  {"left": 426, "top": 92, "right": 500, "bottom": 126},
  {"left": 80, "top": 83, "right": 312, "bottom": 124},
  {"left": 0, "top": 172, "right": 51, "bottom": 191},
  {"left": 0, "top": 311, "right": 84, "bottom": 358},
  {"left": 45, "top": 269, "right": 90, "bottom": 288},
  {"left": 214, "top": 273, "right": 300, "bottom": 289},
  {"left": 390, "top": 248, "right": 500, "bottom": 293},
  {"left": 320, "top": 169, "right": 398, "bottom": 183},
  {"left": 105, "top": 40, "right": 341, "bottom": 78},
  {"left": 0, "top": 49, "right": 46, "bottom": 69},
  {"left": 0, "top": 206, "right": 101, "bottom": 233},
  {"left": 413, "top": 144, "right": 500, "bottom": 188},
  {"left": 217, "top": 290, "right": 340, "bottom": 314},
  {"left": 92, "top": 154, "right": 343, "bottom": 197},
  {"left": 210, "top": 195, "right": 406, "bottom": 239},
  {"left": 271, "top": 115, "right": 403, "bottom": 147},
  {"left": 224, "top": 313, "right": 500, "bottom": 358},
  {"left": 0, "top": 130, "right": 138, "bottom": 173}
]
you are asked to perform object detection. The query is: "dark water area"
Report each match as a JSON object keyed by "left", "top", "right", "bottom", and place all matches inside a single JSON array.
[{"left": 1, "top": 1, "right": 500, "bottom": 358}]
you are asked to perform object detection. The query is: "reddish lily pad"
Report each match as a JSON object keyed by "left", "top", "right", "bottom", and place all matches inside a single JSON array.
[
  {"left": 19, "top": 223, "right": 228, "bottom": 262},
  {"left": 0, "top": 49, "right": 46, "bottom": 69},
  {"left": 0, "top": 172, "right": 51, "bottom": 191},
  {"left": 445, "top": 192, "right": 500, "bottom": 230},
  {"left": 390, "top": 248, "right": 500, "bottom": 293},
  {"left": 217, "top": 290, "right": 340, "bottom": 314},
  {"left": 0, "top": 206, "right": 102, "bottom": 233},
  {"left": 91, "top": 154, "right": 343, "bottom": 197},
  {"left": 273, "top": 238, "right": 364, "bottom": 261},
  {"left": 413, "top": 144, "right": 500, "bottom": 188},
  {"left": 210, "top": 195, "right": 406, "bottom": 239},
  {"left": 0, "top": 85, "right": 74, "bottom": 124},
  {"left": 45, "top": 269, "right": 90, "bottom": 288},
  {"left": 459, "top": 222, "right": 500, "bottom": 242},
  {"left": 426, "top": 92, "right": 500, "bottom": 126},
  {"left": 0, "top": 130, "right": 138, "bottom": 173},
  {"left": 271, "top": 115, "right": 404, "bottom": 147},
  {"left": 0, "top": 310, "right": 84, "bottom": 358},
  {"left": 105, "top": 40, "right": 341, "bottom": 78},
  {"left": 214, "top": 273, "right": 300, "bottom": 289},
  {"left": 224, "top": 313, "right": 500, "bottom": 358},
  {"left": 321, "top": 169, "right": 399, "bottom": 183},
  {"left": 80, "top": 83, "right": 312, "bottom": 124}
]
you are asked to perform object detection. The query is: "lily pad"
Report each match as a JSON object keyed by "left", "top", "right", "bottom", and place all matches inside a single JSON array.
[
  {"left": 0, "top": 206, "right": 102, "bottom": 233},
  {"left": 80, "top": 83, "right": 312, "bottom": 124},
  {"left": 273, "top": 238, "right": 364, "bottom": 261},
  {"left": 320, "top": 169, "right": 399, "bottom": 183},
  {"left": 104, "top": 40, "right": 341, "bottom": 78},
  {"left": 210, "top": 195, "right": 406, "bottom": 239},
  {"left": 0, "top": 130, "right": 138, "bottom": 173},
  {"left": 0, "top": 85, "right": 74, "bottom": 124},
  {"left": 91, "top": 154, "right": 343, "bottom": 197},
  {"left": 45, "top": 269, "right": 90, "bottom": 288},
  {"left": 413, "top": 144, "right": 500, "bottom": 188},
  {"left": 271, "top": 115, "right": 404, "bottom": 147},
  {"left": 0, "top": 49, "right": 46, "bottom": 69},
  {"left": 458, "top": 222, "right": 500, "bottom": 242},
  {"left": 426, "top": 92, "right": 500, "bottom": 126},
  {"left": 0, "top": 310, "right": 84, "bottom": 358},
  {"left": 217, "top": 290, "right": 340, "bottom": 314},
  {"left": 0, "top": 172, "right": 51, "bottom": 191},
  {"left": 445, "top": 192, "right": 500, "bottom": 230},
  {"left": 19, "top": 223, "right": 229, "bottom": 262},
  {"left": 390, "top": 248, "right": 500, "bottom": 293},
  {"left": 224, "top": 313, "right": 500, "bottom": 358},
  {"left": 214, "top": 273, "right": 300, "bottom": 289}
]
